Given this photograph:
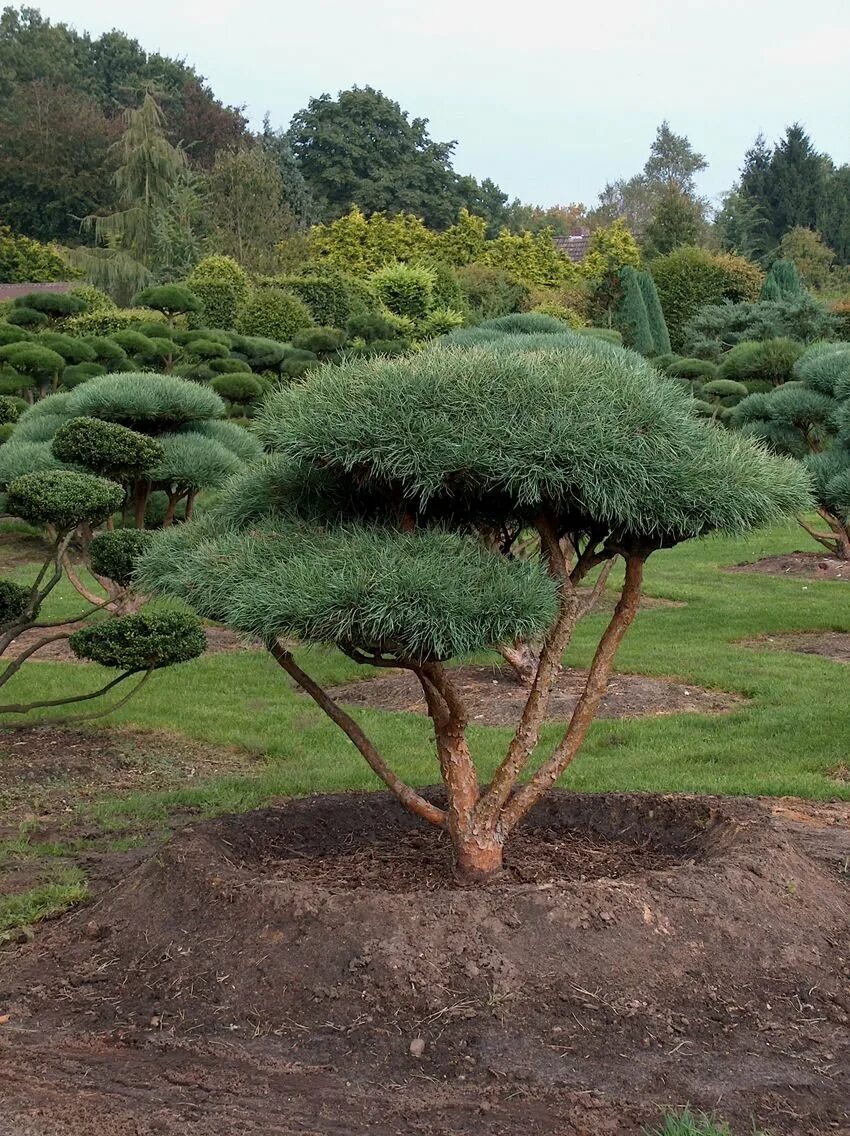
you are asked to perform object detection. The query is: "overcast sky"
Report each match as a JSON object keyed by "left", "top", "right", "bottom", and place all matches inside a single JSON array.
[{"left": 34, "top": 0, "right": 850, "bottom": 210}]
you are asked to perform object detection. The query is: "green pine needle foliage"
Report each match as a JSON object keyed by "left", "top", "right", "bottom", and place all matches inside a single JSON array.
[
  {"left": 66, "top": 373, "right": 225, "bottom": 431},
  {"left": 636, "top": 270, "right": 672, "bottom": 355}
]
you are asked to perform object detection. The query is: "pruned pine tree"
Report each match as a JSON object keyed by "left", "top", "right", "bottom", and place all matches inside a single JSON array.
[
  {"left": 139, "top": 341, "right": 809, "bottom": 879},
  {"left": 732, "top": 342, "right": 850, "bottom": 557}
]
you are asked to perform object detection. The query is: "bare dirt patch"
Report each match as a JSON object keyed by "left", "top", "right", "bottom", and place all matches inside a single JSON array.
[
  {"left": 742, "top": 630, "right": 850, "bottom": 664},
  {"left": 0, "top": 530, "right": 51, "bottom": 569},
  {"left": 0, "top": 726, "right": 258, "bottom": 834},
  {"left": 5, "top": 624, "right": 259, "bottom": 663},
  {"left": 728, "top": 551, "right": 850, "bottom": 581},
  {"left": 329, "top": 663, "right": 741, "bottom": 726},
  {"left": 1, "top": 789, "right": 847, "bottom": 1134}
]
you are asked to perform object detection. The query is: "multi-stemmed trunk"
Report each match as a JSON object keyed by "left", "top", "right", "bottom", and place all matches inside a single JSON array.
[{"left": 269, "top": 518, "right": 647, "bottom": 881}]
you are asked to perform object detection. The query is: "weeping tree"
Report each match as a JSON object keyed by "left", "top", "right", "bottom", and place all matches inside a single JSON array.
[
  {"left": 732, "top": 341, "right": 850, "bottom": 557},
  {"left": 73, "top": 91, "right": 190, "bottom": 303},
  {"left": 0, "top": 469, "right": 205, "bottom": 718},
  {"left": 138, "top": 341, "right": 809, "bottom": 880}
]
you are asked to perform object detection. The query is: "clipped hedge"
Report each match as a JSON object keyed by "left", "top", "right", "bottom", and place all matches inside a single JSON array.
[{"left": 237, "top": 288, "right": 313, "bottom": 342}]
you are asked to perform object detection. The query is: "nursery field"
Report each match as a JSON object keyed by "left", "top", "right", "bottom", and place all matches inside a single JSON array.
[{"left": 1, "top": 516, "right": 849, "bottom": 1136}]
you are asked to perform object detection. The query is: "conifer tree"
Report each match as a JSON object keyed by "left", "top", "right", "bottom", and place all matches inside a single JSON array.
[{"left": 614, "top": 266, "right": 654, "bottom": 354}]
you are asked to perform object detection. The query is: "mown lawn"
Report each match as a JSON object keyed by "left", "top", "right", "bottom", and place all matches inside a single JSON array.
[{"left": 2, "top": 515, "right": 849, "bottom": 836}]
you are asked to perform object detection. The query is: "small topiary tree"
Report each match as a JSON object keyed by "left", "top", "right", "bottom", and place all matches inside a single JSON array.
[
  {"left": 6, "top": 307, "right": 48, "bottom": 329},
  {"left": 138, "top": 341, "right": 808, "bottom": 879},
  {"left": 716, "top": 338, "right": 803, "bottom": 387},
  {"left": 0, "top": 469, "right": 203, "bottom": 719},
  {"left": 186, "top": 256, "right": 250, "bottom": 328},
  {"left": 0, "top": 343, "right": 65, "bottom": 398},
  {"left": 731, "top": 342, "right": 850, "bottom": 557},
  {"left": 132, "top": 284, "right": 202, "bottom": 327},
  {"left": 370, "top": 263, "right": 435, "bottom": 321},
  {"left": 237, "top": 288, "right": 313, "bottom": 342},
  {"left": 614, "top": 266, "right": 654, "bottom": 355},
  {"left": 10, "top": 292, "right": 86, "bottom": 322},
  {"left": 635, "top": 270, "right": 672, "bottom": 355}
]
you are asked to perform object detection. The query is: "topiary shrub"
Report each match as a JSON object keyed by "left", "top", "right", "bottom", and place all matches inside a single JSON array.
[
  {"left": 186, "top": 256, "right": 250, "bottom": 329},
  {"left": 132, "top": 284, "right": 202, "bottom": 322},
  {"left": 52, "top": 417, "right": 164, "bottom": 479},
  {"left": 6, "top": 469, "right": 123, "bottom": 531},
  {"left": 137, "top": 338, "right": 808, "bottom": 880},
  {"left": 345, "top": 311, "right": 398, "bottom": 344},
  {"left": 11, "top": 292, "right": 86, "bottom": 319},
  {"left": 89, "top": 529, "right": 154, "bottom": 588},
  {"left": 370, "top": 263, "right": 435, "bottom": 321},
  {"left": 211, "top": 372, "right": 263, "bottom": 405},
  {"left": 0, "top": 396, "right": 23, "bottom": 425},
  {"left": 274, "top": 275, "right": 356, "bottom": 328},
  {"left": 0, "top": 343, "right": 65, "bottom": 395},
  {"left": 68, "top": 284, "right": 117, "bottom": 312},
  {"left": 36, "top": 332, "right": 96, "bottom": 364},
  {"left": 291, "top": 327, "right": 347, "bottom": 356},
  {"left": 636, "top": 270, "right": 671, "bottom": 355},
  {"left": 110, "top": 329, "right": 158, "bottom": 356},
  {"left": 182, "top": 418, "right": 264, "bottom": 464},
  {"left": 69, "top": 609, "right": 206, "bottom": 671},
  {"left": 650, "top": 246, "right": 764, "bottom": 350},
  {"left": 6, "top": 307, "right": 48, "bottom": 329},
  {"left": 716, "top": 338, "right": 803, "bottom": 385},
  {"left": 185, "top": 338, "right": 230, "bottom": 361},
  {"left": 60, "top": 361, "right": 107, "bottom": 388},
  {"left": 0, "top": 578, "right": 29, "bottom": 623},
  {"left": 67, "top": 373, "right": 225, "bottom": 432},
  {"left": 81, "top": 337, "right": 130, "bottom": 372},
  {"left": 0, "top": 324, "right": 32, "bottom": 346},
  {"left": 234, "top": 336, "right": 288, "bottom": 370},
  {"left": 237, "top": 289, "right": 313, "bottom": 342},
  {"left": 62, "top": 308, "right": 169, "bottom": 337},
  {"left": 479, "top": 312, "right": 574, "bottom": 336},
  {"left": 208, "top": 357, "right": 252, "bottom": 375},
  {"left": 614, "top": 266, "right": 654, "bottom": 355},
  {"left": 667, "top": 357, "right": 718, "bottom": 380},
  {"left": 280, "top": 348, "right": 320, "bottom": 378},
  {"left": 132, "top": 336, "right": 181, "bottom": 371}
]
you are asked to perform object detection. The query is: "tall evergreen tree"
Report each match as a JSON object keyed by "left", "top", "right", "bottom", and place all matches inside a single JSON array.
[
  {"left": 261, "top": 114, "right": 316, "bottom": 230},
  {"left": 614, "top": 266, "right": 654, "bottom": 355},
  {"left": 636, "top": 270, "right": 671, "bottom": 354},
  {"left": 765, "top": 124, "right": 829, "bottom": 240}
]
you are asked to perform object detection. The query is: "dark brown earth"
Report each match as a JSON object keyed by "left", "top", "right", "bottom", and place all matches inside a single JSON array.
[
  {"left": 1, "top": 790, "right": 848, "bottom": 1135},
  {"left": 728, "top": 551, "right": 850, "bottom": 581},
  {"left": 330, "top": 664, "right": 742, "bottom": 726},
  {"left": 743, "top": 631, "right": 850, "bottom": 664}
]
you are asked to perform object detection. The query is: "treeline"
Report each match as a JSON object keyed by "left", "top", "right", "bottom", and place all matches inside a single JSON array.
[{"left": 1, "top": 5, "right": 849, "bottom": 287}]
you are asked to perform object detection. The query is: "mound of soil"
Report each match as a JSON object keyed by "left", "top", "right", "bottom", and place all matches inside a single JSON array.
[
  {"left": 743, "top": 630, "right": 850, "bottom": 664},
  {"left": 1, "top": 790, "right": 848, "bottom": 1134},
  {"left": 728, "top": 551, "right": 850, "bottom": 581},
  {"left": 330, "top": 664, "right": 741, "bottom": 726}
]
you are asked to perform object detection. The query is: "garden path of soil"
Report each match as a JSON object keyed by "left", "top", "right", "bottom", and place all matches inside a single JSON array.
[
  {"left": 1, "top": 789, "right": 848, "bottom": 1135},
  {"left": 743, "top": 630, "right": 850, "bottom": 664},
  {"left": 329, "top": 663, "right": 741, "bottom": 726},
  {"left": 728, "top": 551, "right": 850, "bottom": 581}
]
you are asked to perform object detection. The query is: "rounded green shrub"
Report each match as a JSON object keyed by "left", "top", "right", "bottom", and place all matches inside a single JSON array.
[
  {"left": 182, "top": 418, "right": 264, "bottom": 463},
  {"left": 133, "top": 336, "right": 181, "bottom": 367},
  {"left": 280, "top": 348, "right": 319, "bottom": 378},
  {"left": 456, "top": 263, "right": 529, "bottom": 320},
  {"left": 10, "top": 412, "right": 68, "bottom": 443},
  {"left": 211, "top": 373, "right": 263, "bottom": 402},
  {"left": 370, "top": 263, "right": 435, "bottom": 320},
  {"left": 0, "top": 578, "right": 29, "bottom": 623},
  {"left": 62, "top": 308, "right": 168, "bottom": 337},
  {"left": 238, "top": 337, "right": 289, "bottom": 369},
  {"left": 419, "top": 308, "right": 467, "bottom": 338},
  {"left": 186, "top": 338, "right": 230, "bottom": 360},
  {"left": 0, "top": 396, "right": 23, "bottom": 425},
  {"left": 61, "top": 361, "right": 108, "bottom": 389},
  {"left": 7, "top": 469, "right": 123, "bottom": 529},
  {"left": 67, "top": 373, "right": 225, "bottom": 432},
  {"left": 345, "top": 311, "right": 397, "bottom": 344},
  {"left": 68, "top": 284, "right": 117, "bottom": 312},
  {"left": 208, "top": 357, "right": 252, "bottom": 375},
  {"left": 108, "top": 329, "right": 158, "bottom": 355},
  {"left": 650, "top": 246, "right": 764, "bottom": 350},
  {"left": 0, "top": 369, "right": 34, "bottom": 396},
  {"left": 172, "top": 363, "right": 217, "bottom": 383},
  {"left": 37, "top": 332, "right": 96, "bottom": 364},
  {"left": 89, "top": 529, "right": 153, "bottom": 587},
  {"left": 69, "top": 609, "right": 206, "bottom": 670},
  {"left": 717, "top": 338, "right": 803, "bottom": 385},
  {"left": 6, "top": 307, "right": 48, "bottom": 328},
  {"left": 186, "top": 256, "right": 250, "bottom": 328},
  {"left": 666, "top": 357, "right": 718, "bottom": 380},
  {"left": 0, "top": 324, "right": 31, "bottom": 346},
  {"left": 702, "top": 379, "right": 749, "bottom": 400},
  {"left": 12, "top": 291, "right": 86, "bottom": 318},
  {"left": 0, "top": 440, "right": 66, "bottom": 486},
  {"left": 291, "top": 327, "right": 347, "bottom": 355},
  {"left": 52, "top": 417, "right": 164, "bottom": 477},
  {"left": 132, "top": 284, "right": 202, "bottom": 317},
  {"left": 150, "top": 432, "right": 242, "bottom": 491},
  {"left": 479, "top": 312, "right": 574, "bottom": 336},
  {"left": 237, "top": 289, "right": 313, "bottom": 342},
  {"left": 276, "top": 275, "right": 355, "bottom": 328}
]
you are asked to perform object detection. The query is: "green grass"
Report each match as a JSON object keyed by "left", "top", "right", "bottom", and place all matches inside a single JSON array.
[
  {"left": 2, "top": 518, "right": 850, "bottom": 829},
  {"left": 645, "top": 1109, "right": 768, "bottom": 1136},
  {"left": 0, "top": 870, "right": 89, "bottom": 936}
]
